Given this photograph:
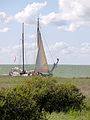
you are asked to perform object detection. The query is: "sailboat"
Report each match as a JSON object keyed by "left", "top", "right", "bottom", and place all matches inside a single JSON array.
[
  {"left": 9, "top": 18, "right": 59, "bottom": 76},
  {"left": 34, "top": 18, "right": 59, "bottom": 76}
]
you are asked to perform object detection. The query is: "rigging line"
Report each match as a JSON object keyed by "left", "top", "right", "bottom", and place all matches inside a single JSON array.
[
  {"left": 24, "top": 39, "right": 28, "bottom": 65},
  {"left": 40, "top": 27, "right": 55, "bottom": 63},
  {"left": 34, "top": 18, "right": 38, "bottom": 68},
  {"left": 32, "top": 28, "right": 37, "bottom": 70},
  {"left": 34, "top": 34, "right": 37, "bottom": 66},
  {"left": 19, "top": 39, "right": 22, "bottom": 69}
]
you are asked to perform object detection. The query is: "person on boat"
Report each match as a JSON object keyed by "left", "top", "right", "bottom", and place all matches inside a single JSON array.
[{"left": 28, "top": 71, "right": 40, "bottom": 76}]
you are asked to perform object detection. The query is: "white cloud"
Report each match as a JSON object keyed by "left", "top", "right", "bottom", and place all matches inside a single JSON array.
[
  {"left": 29, "top": 34, "right": 35, "bottom": 39},
  {"left": 0, "top": 42, "right": 36, "bottom": 64},
  {"left": 50, "top": 41, "right": 76, "bottom": 54},
  {"left": 0, "top": 12, "right": 12, "bottom": 23},
  {"left": 80, "top": 43, "right": 90, "bottom": 54},
  {"left": 0, "top": 41, "right": 90, "bottom": 64},
  {"left": 10, "top": 42, "right": 90, "bottom": 56},
  {"left": 50, "top": 42, "right": 68, "bottom": 51},
  {"left": 50, "top": 41, "right": 90, "bottom": 55},
  {"left": 41, "top": 0, "right": 90, "bottom": 31},
  {"left": 41, "top": 12, "right": 57, "bottom": 25},
  {"left": 15, "top": 2, "right": 47, "bottom": 24},
  {"left": 1, "top": 1, "right": 90, "bottom": 31},
  {"left": 59, "top": 0, "right": 90, "bottom": 31},
  {"left": 0, "top": 12, "right": 12, "bottom": 33},
  {"left": 0, "top": 27, "right": 9, "bottom": 32},
  {"left": 24, "top": 42, "right": 35, "bottom": 51},
  {"left": 0, "top": 42, "right": 35, "bottom": 54}
]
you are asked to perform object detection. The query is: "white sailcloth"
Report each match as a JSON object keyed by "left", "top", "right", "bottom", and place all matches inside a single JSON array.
[{"left": 35, "top": 21, "right": 49, "bottom": 73}]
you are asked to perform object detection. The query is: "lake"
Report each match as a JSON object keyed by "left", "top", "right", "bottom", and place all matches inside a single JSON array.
[{"left": 0, "top": 64, "right": 90, "bottom": 77}]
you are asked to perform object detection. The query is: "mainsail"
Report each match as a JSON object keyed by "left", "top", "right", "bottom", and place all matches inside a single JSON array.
[{"left": 35, "top": 18, "right": 49, "bottom": 73}]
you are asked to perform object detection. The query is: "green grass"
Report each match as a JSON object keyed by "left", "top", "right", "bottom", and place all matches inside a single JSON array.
[
  {"left": 0, "top": 76, "right": 90, "bottom": 96},
  {"left": 0, "top": 76, "right": 90, "bottom": 120},
  {"left": 47, "top": 110, "right": 90, "bottom": 120},
  {"left": 0, "top": 76, "right": 25, "bottom": 89},
  {"left": 57, "top": 77, "right": 90, "bottom": 98}
]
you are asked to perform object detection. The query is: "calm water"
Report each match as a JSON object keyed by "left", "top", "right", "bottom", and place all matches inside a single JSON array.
[{"left": 0, "top": 64, "right": 90, "bottom": 77}]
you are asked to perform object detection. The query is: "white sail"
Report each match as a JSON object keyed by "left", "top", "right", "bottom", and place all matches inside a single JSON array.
[{"left": 35, "top": 18, "right": 49, "bottom": 73}]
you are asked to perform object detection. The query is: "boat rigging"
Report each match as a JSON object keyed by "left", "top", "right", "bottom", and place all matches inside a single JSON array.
[{"left": 9, "top": 18, "right": 59, "bottom": 76}]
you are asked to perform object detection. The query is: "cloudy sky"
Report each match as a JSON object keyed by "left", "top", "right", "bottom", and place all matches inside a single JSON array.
[{"left": 0, "top": 0, "right": 90, "bottom": 65}]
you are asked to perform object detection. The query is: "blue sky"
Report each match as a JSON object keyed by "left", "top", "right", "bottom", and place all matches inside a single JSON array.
[{"left": 0, "top": 0, "right": 90, "bottom": 65}]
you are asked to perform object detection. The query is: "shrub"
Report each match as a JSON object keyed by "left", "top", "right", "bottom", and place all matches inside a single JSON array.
[
  {"left": 25, "top": 77, "right": 86, "bottom": 113},
  {"left": 0, "top": 86, "right": 46, "bottom": 120},
  {"left": 0, "top": 77, "right": 85, "bottom": 120}
]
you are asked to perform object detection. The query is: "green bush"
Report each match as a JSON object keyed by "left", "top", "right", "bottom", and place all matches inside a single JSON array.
[
  {"left": 0, "top": 86, "right": 46, "bottom": 120},
  {"left": 0, "top": 77, "right": 85, "bottom": 120},
  {"left": 25, "top": 77, "right": 85, "bottom": 113}
]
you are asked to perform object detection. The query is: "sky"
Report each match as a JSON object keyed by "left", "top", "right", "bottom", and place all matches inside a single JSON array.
[{"left": 0, "top": 0, "right": 90, "bottom": 65}]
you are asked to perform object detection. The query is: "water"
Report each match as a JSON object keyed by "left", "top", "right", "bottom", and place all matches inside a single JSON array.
[
  {"left": 53, "top": 65, "right": 90, "bottom": 77},
  {"left": 0, "top": 64, "right": 90, "bottom": 77}
]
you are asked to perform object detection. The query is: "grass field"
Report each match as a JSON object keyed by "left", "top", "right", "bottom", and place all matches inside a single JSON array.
[
  {"left": 47, "top": 110, "right": 90, "bottom": 120},
  {"left": 0, "top": 76, "right": 90, "bottom": 120}
]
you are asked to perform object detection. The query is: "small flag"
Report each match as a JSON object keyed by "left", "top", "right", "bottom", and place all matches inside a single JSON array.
[{"left": 13, "top": 56, "right": 16, "bottom": 62}]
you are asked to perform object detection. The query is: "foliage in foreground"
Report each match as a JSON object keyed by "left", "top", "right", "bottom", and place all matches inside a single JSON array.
[
  {"left": 47, "top": 110, "right": 90, "bottom": 120},
  {"left": 0, "top": 87, "right": 46, "bottom": 120},
  {"left": 0, "top": 77, "right": 86, "bottom": 119},
  {"left": 25, "top": 77, "right": 85, "bottom": 113}
]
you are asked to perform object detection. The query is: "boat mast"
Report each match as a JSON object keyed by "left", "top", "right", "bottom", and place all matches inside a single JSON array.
[
  {"left": 37, "top": 18, "right": 39, "bottom": 31},
  {"left": 22, "top": 23, "right": 25, "bottom": 73},
  {"left": 37, "top": 18, "right": 39, "bottom": 44}
]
